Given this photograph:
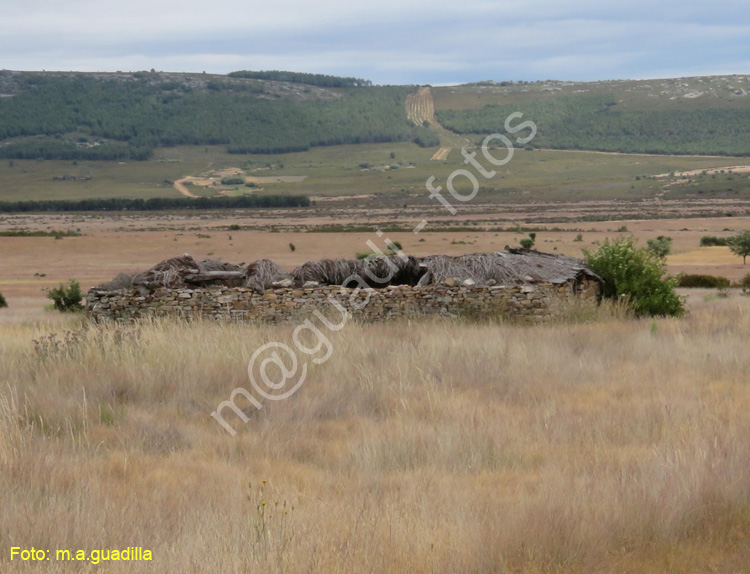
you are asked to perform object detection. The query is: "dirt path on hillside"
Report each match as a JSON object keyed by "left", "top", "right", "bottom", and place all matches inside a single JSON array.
[
  {"left": 173, "top": 177, "right": 200, "bottom": 198},
  {"left": 406, "top": 87, "right": 473, "bottom": 160},
  {"left": 653, "top": 165, "right": 750, "bottom": 178}
]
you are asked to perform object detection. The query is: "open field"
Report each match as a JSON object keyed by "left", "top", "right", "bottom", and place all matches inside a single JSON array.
[
  {"left": 3, "top": 142, "right": 750, "bottom": 204},
  {"left": 1, "top": 295, "right": 749, "bottom": 573}
]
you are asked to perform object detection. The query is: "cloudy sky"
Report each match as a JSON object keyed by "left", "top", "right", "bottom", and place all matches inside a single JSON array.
[{"left": 2, "top": 0, "right": 749, "bottom": 84}]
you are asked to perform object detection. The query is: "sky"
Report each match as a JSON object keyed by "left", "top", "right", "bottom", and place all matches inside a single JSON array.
[{"left": 1, "top": 0, "right": 749, "bottom": 84}]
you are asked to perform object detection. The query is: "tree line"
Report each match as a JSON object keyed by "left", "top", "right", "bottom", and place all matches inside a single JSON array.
[
  {"left": 0, "top": 195, "right": 311, "bottom": 213},
  {"left": 227, "top": 70, "right": 372, "bottom": 87}
]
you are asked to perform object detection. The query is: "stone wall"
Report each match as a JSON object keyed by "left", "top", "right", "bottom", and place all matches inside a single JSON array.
[{"left": 86, "top": 277, "right": 601, "bottom": 324}]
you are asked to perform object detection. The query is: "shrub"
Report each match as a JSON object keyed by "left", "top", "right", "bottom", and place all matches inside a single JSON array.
[
  {"left": 677, "top": 274, "right": 731, "bottom": 289},
  {"left": 741, "top": 273, "right": 750, "bottom": 295},
  {"left": 700, "top": 235, "right": 729, "bottom": 246},
  {"left": 46, "top": 279, "right": 84, "bottom": 313},
  {"left": 584, "top": 238, "right": 684, "bottom": 317},
  {"left": 221, "top": 176, "right": 245, "bottom": 185},
  {"left": 0, "top": 291, "right": 7, "bottom": 309},
  {"left": 647, "top": 236, "right": 672, "bottom": 258},
  {"left": 289, "top": 243, "right": 296, "bottom": 252}
]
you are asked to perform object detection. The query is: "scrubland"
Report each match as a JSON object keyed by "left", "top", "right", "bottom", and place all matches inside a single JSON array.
[{"left": 1, "top": 296, "right": 750, "bottom": 573}]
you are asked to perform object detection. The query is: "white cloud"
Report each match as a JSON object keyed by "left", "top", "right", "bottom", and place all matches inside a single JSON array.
[{"left": 0, "top": 0, "right": 748, "bottom": 82}]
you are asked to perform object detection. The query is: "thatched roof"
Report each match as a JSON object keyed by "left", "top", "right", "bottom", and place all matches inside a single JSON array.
[
  {"left": 417, "top": 250, "right": 601, "bottom": 287},
  {"left": 244, "top": 259, "right": 288, "bottom": 293},
  {"left": 95, "top": 254, "right": 246, "bottom": 295},
  {"left": 290, "top": 255, "right": 424, "bottom": 288},
  {"left": 93, "top": 249, "right": 600, "bottom": 295}
]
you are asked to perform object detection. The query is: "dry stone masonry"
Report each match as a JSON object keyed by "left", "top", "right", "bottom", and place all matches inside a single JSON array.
[{"left": 86, "top": 277, "right": 601, "bottom": 324}]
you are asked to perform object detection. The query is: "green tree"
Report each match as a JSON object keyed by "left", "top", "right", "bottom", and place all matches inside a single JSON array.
[
  {"left": 584, "top": 237, "right": 684, "bottom": 317},
  {"left": 646, "top": 235, "right": 672, "bottom": 258},
  {"left": 728, "top": 231, "right": 750, "bottom": 264},
  {"left": 46, "top": 279, "right": 84, "bottom": 312},
  {"left": 519, "top": 233, "right": 536, "bottom": 250}
]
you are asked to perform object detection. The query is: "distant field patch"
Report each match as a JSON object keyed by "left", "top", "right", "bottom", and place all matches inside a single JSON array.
[{"left": 245, "top": 175, "right": 307, "bottom": 184}]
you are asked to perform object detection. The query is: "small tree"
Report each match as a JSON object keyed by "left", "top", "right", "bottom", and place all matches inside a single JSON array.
[
  {"left": 519, "top": 233, "right": 536, "bottom": 250},
  {"left": 0, "top": 291, "right": 7, "bottom": 309},
  {"left": 728, "top": 231, "right": 750, "bottom": 264},
  {"left": 647, "top": 235, "right": 672, "bottom": 258},
  {"left": 584, "top": 237, "right": 684, "bottom": 317},
  {"left": 46, "top": 280, "right": 84, "bottom": 313}
]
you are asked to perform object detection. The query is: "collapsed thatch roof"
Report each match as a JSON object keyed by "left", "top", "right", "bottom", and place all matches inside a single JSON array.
[
  {"left": 244, "top": 259, "right": 288, "bottom": 293},
  {"left": 95, "top": 254, "right": 246, "bottom": 295},
  {"left": 417, "top": 250, "right": 601, "bottom": 286},
  {"left": 93, "top": 249, "right": 600, "bottom": 295},
  {"left": 290, "top": 255, "right": 424, "bottom": 288}
]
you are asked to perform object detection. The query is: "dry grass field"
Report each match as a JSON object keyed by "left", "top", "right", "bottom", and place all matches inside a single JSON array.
[{"left": 1, "top": 295, "right": 749, "bottom": 573}]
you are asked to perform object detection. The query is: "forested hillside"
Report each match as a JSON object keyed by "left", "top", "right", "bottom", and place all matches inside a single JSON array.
[
  {"left": 435, "top": 77, "right": 750, "bottom": 156},
  {"left": 0, "top": 72, "right": 415, "bottom": 160}
]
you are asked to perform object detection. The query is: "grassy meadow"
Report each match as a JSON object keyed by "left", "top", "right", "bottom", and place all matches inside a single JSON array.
[
  {"left": 1, "top": 142, "right": 749, "bottom": 204},
  {"left": 1, "top": 295, "right": 750, "bottom": 573}
]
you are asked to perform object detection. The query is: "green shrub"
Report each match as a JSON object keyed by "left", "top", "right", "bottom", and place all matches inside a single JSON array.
[
  {"left": 221, "top": 176, "right": 245, "bottom": 185},
  {"left": 677, "top": 274, "right": 731, "bottom": 289},
  {"left": 0, "top": 291, "right": 7, "bottom": 309},
  {"left": 46, "top": 279, "right": 84, "bottom": 313},
  {"left": 584, "top": 237, "right": 684, "bottom": 317},
  {"left": 700, "top": 235, "right": 729, "bottom": 246},
  {"left": 647, "top": 236, "right": 672, "bottom": 258},
  {"left": 741, "top": 273, "right": 750, "bottom": 295}
]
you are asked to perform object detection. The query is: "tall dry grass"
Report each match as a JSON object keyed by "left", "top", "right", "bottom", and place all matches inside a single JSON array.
[{"left": 1, "top": 297, "right": 749, "bottom": 573}]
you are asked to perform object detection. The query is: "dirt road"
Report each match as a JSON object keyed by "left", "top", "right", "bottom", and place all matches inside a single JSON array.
[
  {"left": 654, "top": 165, "right": 750, "bottom": 178},
  {"left": 406, "top": 87, "right": 473, "bottom": 160},
  {"left": 173, "top": 177, "right": 200, "bottom": 198}
]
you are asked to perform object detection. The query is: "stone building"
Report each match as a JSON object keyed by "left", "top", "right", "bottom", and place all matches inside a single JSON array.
[{"left": 86, "top": 250, "right": 603, "bottom": 324}]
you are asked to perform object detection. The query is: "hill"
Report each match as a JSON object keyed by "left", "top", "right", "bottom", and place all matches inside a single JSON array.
[
  {"left": 434, "top": 76, "right": 750, "bottom": 156},
  {"left": 0, "top": 70, "right": 418, "bottom": 161},
  {"left": 2, "top": 71, "right": 750, "bottom": 166}
]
